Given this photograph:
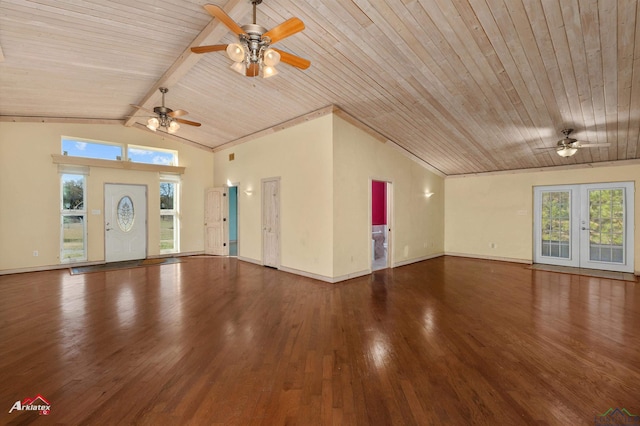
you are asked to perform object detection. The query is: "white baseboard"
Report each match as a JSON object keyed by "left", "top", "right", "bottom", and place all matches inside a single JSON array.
[
  {"left": 278, "top": 265, "right": 371, "bottom": 283},
  {"left": 393, "top": 252, "right": 444, "bottom": 268},
  {"left": 237, "top": 256, "right": 263, "bottom": 266},
  {"left": 445, "top": 252, "right": 532, "bottom": 265},
  {"left": 0, "top": 251, "right": 206, "bottom": 276}
]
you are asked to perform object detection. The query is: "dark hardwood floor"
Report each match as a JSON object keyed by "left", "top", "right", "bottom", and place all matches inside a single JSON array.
[{"left": 0, "top": 256, "right": 639, "bottom": 425}]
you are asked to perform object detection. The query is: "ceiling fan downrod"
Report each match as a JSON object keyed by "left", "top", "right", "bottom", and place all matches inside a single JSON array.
[{"left": 251, "top": 0, "right": 262, "bottom": 25}]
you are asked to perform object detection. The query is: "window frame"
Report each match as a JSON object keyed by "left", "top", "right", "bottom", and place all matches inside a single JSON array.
[
  {"left": 61, "top": 136, "right": 124, "bottom": 161},
  {"left": 128, "top": 145, "right": 178, "bottom": 166},
  {"left": 159, "top": 178, "right": 180, "bottom": 254},
  {"left": 60, "top": 173, "right": 87, "bottom": 263}
]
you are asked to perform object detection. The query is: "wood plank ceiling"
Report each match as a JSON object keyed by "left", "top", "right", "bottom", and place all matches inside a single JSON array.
[{"left": 0, "top": 0, "right": 638, "bottom": 176}]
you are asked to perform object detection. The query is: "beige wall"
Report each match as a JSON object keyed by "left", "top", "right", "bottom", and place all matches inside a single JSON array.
[
  {"left": 0, "top": 122, "right": 214, "bottom": 272},
  {"left": 213, "top": 113, "right": 445, "bottom": 281},
  {"left": 332, "top": 116, "right": 445, "bottom": 278},
  {"left": 445, "top": 164, "right": 640, "bottom": 272},
  {"left": 213, "top": 115, "right": 335, "bottom": 277}
]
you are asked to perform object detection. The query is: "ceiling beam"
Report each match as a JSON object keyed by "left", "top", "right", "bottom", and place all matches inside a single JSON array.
[{"left": 125, "top": 0, "right": 252, "bottom": 127}]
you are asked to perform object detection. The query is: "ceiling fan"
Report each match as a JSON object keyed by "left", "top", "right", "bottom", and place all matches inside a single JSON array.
[
  {"left": 191, "top": 1, "right": 311, "bottom": 78},
  {"left": 130, "top": 87, "right": 201, "bottom": 134},
  {"left": 538, "top": 128, "right": 611, "bottom": 157}
]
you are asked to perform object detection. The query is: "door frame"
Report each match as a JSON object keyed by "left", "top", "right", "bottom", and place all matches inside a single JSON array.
[
  {"left": 104, "top": 183, "right": 148, "bottom": 263},
  {"left": 533, "top": 182, "right": 634, "bottom": 273},
  {"left": 370, "top": 178, "right": 393, "bottom": 271},
  {"left": 226, "top": 182, "right": 240, "bottom": 257}
]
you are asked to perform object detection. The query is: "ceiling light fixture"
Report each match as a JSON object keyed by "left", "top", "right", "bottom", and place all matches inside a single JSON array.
[
  {"left": 191, "top": 3, "right": 310, "bottom": 78},
  {"left": 223, "top": 1, "right": 281, "bottom": 78},
  {"left": 555, "top": 129, "right": 579, "bottom": 157},
  {"left": 556, "top": 146, "right": 578, "bottom": 157}
]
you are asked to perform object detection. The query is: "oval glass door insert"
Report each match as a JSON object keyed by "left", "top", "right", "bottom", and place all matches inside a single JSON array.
[{"left": 117, "top": 196, "right": 135, "bottom": 232}]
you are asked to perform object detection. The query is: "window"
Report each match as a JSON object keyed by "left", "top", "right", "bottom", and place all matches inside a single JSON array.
[
  {"left": 62, "top": 137, "right": 122, "bottom": 161},
  {"left": 61, "top": 174, "right": 86, "bottom": 262},
  {"left": 160, "top": 180, "right": 179, "bottom": 253},
  {"left": 129, "top": 145, "right": 177, "bottom": 166}
]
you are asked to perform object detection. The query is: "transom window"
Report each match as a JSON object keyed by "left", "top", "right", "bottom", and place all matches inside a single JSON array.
[
  {"left": 62, "top": 137, "right": 122, "bottom": 161},
  {"left": 61, "top": 137, "right": 178, "bottom": 166},
  {"left": 128, "top": 145, "right": 177, "bottom": 166}
]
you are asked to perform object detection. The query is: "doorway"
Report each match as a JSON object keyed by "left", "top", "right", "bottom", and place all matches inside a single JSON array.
[
  {"left": 228, "top": 186, "right": 238, "bottom": 256},
  {"left": 371, "top": 180, "right": 392, "bottom": 271},
  {"left": 534, "top": 182, "right": 634, "bottom": 273},
  {"left": 104, "top": 184, "right": 147, "bottom": 262}
]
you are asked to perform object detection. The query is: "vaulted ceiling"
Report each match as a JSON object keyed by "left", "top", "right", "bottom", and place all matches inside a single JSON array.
[{"left": 0, "top": 0, "right": 638, "bottom": 176}]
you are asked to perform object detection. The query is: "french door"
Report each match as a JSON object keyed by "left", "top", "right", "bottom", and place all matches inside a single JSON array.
[{"left": 534, "top": 182, "right": 634, "bottom": 273}]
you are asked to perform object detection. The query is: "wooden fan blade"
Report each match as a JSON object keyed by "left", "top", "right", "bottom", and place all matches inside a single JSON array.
[
  {"left": 168, "top": 109, "right": 189, "bottom": 118},
  {"left": 263, "top": 17, "right": 305, "bottom": 44},
  {"left": 191, "top": 44, "right": 228, "bottom": 54},
  {"left": 272, "top": 49, "right": 311, "bottom": 70},
  {"left": 130, "top": 104, "right": 155, "bottom": 115},
  {"left": 246, "top": 62, "right": 260, "bottom": 77},
  {"left": 174, "top": 118, "right": 201, "bottom": 127},
  {"left": 575, "top": 142, "right": 611, "bottom": 148},
  {"left": 204, "top": 4, "right": 246, "bottom": 36}
]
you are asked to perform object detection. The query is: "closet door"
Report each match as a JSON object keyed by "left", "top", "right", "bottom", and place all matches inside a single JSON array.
[{"left": 262, "top": 178, "right": 280, "bottom": 268}]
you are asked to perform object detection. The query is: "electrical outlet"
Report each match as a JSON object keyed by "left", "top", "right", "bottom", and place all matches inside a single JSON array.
[
  {"left": 33, "top": 250, "right": 39, "bottom": 257},
  {"left": 490, "top": 243, "right": 497, "bottom": 249}
]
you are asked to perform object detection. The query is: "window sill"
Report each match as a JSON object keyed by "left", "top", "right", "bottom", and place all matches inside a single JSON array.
[{"left": 52, "top": 154, "right": 185, "bottom": 174}]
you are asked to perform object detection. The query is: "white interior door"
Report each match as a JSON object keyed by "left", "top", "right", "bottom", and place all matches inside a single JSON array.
[
  {"left": 534, "top": 182, "right": 634, "bottom": 273},
  {"left": 205, "top": 187, "right": 227, "bottom": 255},
  {"left": 262, "top": 178, "right": 280, "bottom": 268},
  {"left": 105, "top": 184, "right": 147, "bottom": 262}
]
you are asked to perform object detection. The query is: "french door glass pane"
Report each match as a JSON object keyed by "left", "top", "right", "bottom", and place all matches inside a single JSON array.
[
  {"left": 589, "top": 189, "right": 624, "bottom": 263},
  {"left": 541, "top": 191, "right": 570, "bottom": 259}
]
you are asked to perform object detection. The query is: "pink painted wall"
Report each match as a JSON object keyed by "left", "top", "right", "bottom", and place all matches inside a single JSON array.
[{"left": 372, "top": 181, "right": 386, "bottom": 225}]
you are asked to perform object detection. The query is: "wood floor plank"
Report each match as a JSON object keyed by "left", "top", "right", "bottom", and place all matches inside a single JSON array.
[{"left": 0, "top": 256, "right": 639, "bottom": 424}]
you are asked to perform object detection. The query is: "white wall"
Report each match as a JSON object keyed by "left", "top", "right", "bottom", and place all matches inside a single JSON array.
[
  {"left": 213, "top": 115, "right": 335, "bottom": 278},
  {"left": 0, "top": 122, "right": 214, "bottom": 272},
  {"left": 332, "top": 116, "right": 445, "bottom": 278},
  {"left": 445, "top": 164, "right": 640, "bottom": 272}
]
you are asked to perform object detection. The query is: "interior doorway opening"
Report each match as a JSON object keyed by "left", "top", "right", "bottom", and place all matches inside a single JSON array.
[
  {"left": 228, "top": 186, "right": 238, "bottom": 256},
  {"left": 372, "top": 180, "right": 391, "bottom": 271}
]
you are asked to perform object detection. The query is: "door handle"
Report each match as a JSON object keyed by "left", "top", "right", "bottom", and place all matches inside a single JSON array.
[{"left": 581, "top": 227, "right": 588, "bottom": 230}]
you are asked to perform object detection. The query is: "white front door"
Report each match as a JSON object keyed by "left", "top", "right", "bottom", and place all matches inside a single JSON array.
[
  {"left": 105, "top": 184, "right": 147, "bottom": 262},
  {"left": 262, "top": 178, "right": 280, "bottom": 268},
  {"left": 534, "top": 182, "right": 634, "bottom": 273},
  {"left": 205, "top": 187, "right": 226, "bottom": 255}
]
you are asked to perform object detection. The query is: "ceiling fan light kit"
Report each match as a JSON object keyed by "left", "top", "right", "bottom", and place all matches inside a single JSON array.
[
  {"left": 191, "top": 2, "right": 310, "bottom": 78},
  {"left": 556, "top": 145, "right": 578, "bottom": 157},
  {"left": 131, "top": 87, "right": 201, "bottom": 134},
  {"left": 536, "top": 128, "right": 611, "bottom": 158}
]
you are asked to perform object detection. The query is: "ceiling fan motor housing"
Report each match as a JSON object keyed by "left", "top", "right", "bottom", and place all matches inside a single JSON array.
[{"left": 241, "top": 24, "right": 269, "bottom": 63}]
